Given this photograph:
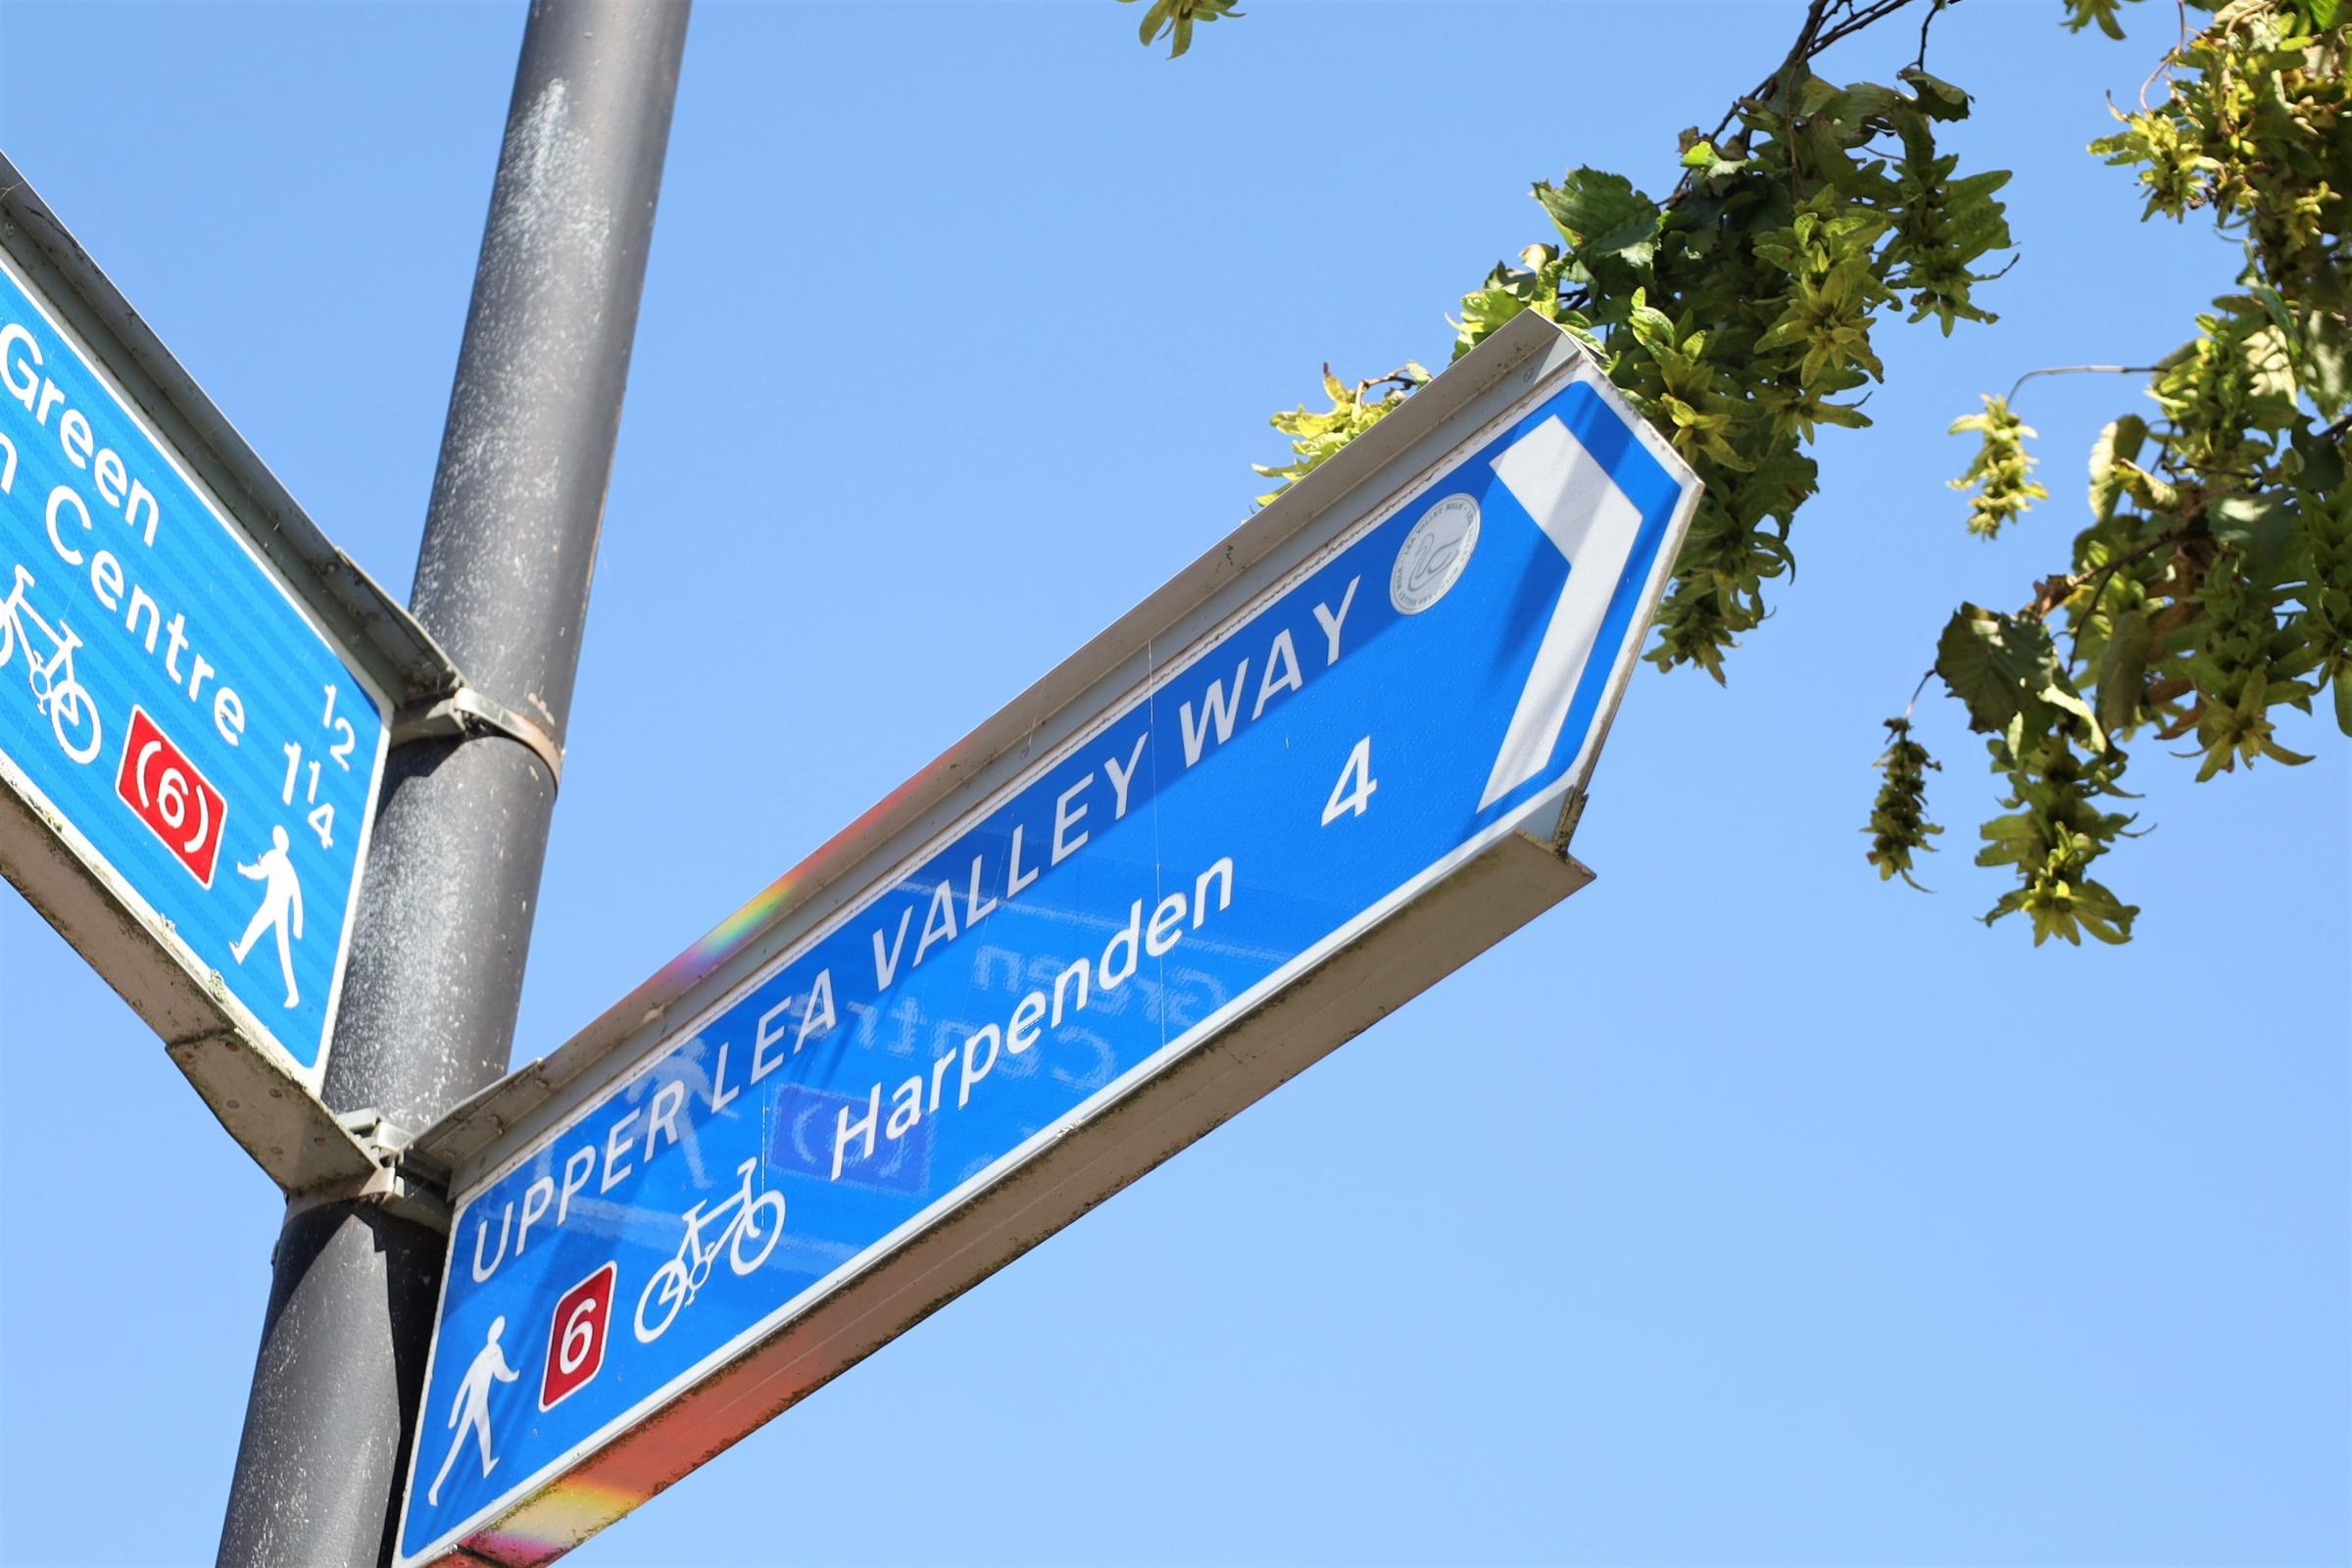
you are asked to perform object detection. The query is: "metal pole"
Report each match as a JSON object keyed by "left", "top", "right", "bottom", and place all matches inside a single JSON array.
[{"left": 217, "top": 4, "right": 690, "bottom": 1563}]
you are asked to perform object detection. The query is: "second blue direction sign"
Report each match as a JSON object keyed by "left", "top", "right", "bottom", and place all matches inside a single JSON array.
[{"left": 398, "top": 316, "right": 1700, "bottom": 1566}]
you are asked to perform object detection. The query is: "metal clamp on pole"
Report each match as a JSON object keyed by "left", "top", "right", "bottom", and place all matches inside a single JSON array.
[
  {"left": 277, "top": 1110, "right": 454, "bottom": 1234},
  {"left": 392, "top": 684, "right": 566, "bottom": 790}
]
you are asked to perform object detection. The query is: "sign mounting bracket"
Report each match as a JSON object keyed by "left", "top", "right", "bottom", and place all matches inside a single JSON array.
[{"left": 391, "top": 685, "right": 565, "bottom": 791}]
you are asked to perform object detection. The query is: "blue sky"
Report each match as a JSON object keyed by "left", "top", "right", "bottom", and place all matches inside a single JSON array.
[{"left": 1, "top": 3, "right": 2345, "bottom": 1565}]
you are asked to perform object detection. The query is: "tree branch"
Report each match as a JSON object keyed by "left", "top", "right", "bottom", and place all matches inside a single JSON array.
[
  {"left": 2023, "top": 520, "right": 2200, "bottom": 627},
  {"left": 1674, "top": 0, "right": 1933, "bottom": 206},
  {"left": 2003, "top": 363, "right": 2163, "bottom": 403}
]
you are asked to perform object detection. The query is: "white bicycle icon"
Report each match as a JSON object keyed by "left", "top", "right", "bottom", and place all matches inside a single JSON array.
[
  {"left": 0, "top": 564, "right": 102, "bottom": 765},
  {"left": 633, "top": 1155, "right": 786, "bottom": 1345}
]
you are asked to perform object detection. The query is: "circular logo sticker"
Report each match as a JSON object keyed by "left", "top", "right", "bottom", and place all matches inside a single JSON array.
[{"left": 1391, "top": 493, "right": 1480, "bottom": 614}]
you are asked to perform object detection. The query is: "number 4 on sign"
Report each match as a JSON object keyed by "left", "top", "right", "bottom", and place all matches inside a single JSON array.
[
  {"left": 1322, "top": 736, "right": 1377, "bottom": 825},
  {"left": 277, "top": 741, "right": 337, "bottom": 850}
]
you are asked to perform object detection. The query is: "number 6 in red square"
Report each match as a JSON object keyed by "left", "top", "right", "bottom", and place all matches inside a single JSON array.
[{"left": 540, "top": 1262, "right": 615, "bottom": 1411}]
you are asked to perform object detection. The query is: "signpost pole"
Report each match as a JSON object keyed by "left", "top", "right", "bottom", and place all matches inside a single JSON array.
[{"left": 216, "top": 4, "right": 691, "bottom": 1563}]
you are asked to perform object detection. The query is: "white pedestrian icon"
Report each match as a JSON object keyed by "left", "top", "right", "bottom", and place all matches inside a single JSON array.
[
  {"left": 426, "top": 1313, "right": 520, "bottom": 1507},
  {"left": 229, "top": 824, "right": 305, "bottom": 1007}
]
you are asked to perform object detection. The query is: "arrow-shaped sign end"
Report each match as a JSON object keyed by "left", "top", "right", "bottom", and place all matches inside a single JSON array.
[{"left": 1478, "top": 414, "right": 1646, "bottom": 811}]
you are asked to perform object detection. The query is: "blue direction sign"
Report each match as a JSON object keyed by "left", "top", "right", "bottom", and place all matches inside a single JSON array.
[
  {"left": 398, "top": 321, "right": 1699, "bottom": 1566},
  {"left": 0, "top": 249, "right": 386, "bottom": 1084}
]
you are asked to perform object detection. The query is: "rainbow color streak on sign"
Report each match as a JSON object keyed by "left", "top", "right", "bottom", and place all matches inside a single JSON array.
[{"left": 397, "top": 325, "right": 1701, "bottom": 1566}]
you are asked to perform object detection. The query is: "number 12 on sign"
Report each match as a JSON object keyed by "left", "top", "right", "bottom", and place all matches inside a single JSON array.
[{"left": 279, "top": 683, "right": 358, "bottom": 849}]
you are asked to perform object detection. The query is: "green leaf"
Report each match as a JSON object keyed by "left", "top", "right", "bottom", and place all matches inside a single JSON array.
[
  {"left": 2088, "top": 414, "right": 2149, "bottom": 521},
  {"left": 1898, "top": 67, "right": 1972, "bottom": 121},
  {"left": 1534, "top": 169, "right": 1655, "bottom": 250},
  {"left": 2206, "top": 492, "right": 2298, "bottom": 582},
  {"left": 1582, "top": 205, "right": 1662, "bottom": 272},
  {"left": 1938, "top": 606, "right": 2053, "bottom": 733},
  {"left": 2095, "top": 610, "right": 2154, "bottom": 735},
  {"left": 1119, "top": 0, "right": 1241, "bottom": 57},
  {"left": 2335, "top": 665, "right": 2352, "bottom": 738},
  {"left": 1936, "top": 604, "right": 2099, "bottom": 740},
  {"left": 2291, "top": 422, "right": 2347, "bottom": 493},
  {"left": 2068, "top": 0, "right": 2132, "bottom": 37},
  {"left": 1625, "top": 289, "right": 1677, "bottom": 351},
  {"left": 2070, "top": 880, "right": 2139, "bottom": 945},
  {"left": 2302, "top": 310, "right": 2351, "bottom": 415},
  {"left": 1825, "top": 81, "right": 1908, "bottom": 126},
  {"left": 2039, "top": 679, "right": 2109, "bottom": 753}
]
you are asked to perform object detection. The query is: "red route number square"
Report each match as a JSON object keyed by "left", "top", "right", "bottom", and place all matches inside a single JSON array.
[
  {"left": 540, "top": 1261, "right": 616, "bottom": 1411},
  {"left": 115, "top": 706, "right": 228, "bottom": 887}
]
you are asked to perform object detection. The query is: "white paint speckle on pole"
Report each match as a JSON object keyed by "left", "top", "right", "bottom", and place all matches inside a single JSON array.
[{"left": 215, "top": 5, "right": 692, "bottom": 1563}]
